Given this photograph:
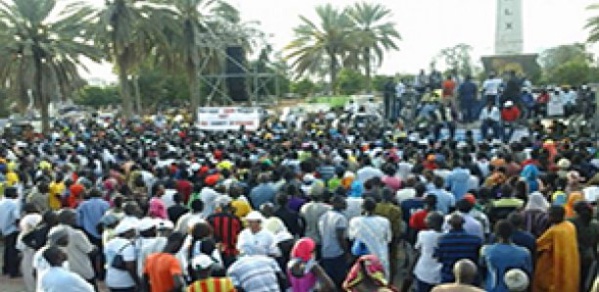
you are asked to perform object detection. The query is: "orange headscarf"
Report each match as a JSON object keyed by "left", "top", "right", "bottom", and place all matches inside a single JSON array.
[{"left": 565, "top": 192, "right": 584, "bottom": 218}]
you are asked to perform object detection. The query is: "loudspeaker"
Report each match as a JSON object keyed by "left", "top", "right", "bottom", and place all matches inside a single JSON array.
[{"left": 226, "top": 46, "right": 249, "bottom": 102}]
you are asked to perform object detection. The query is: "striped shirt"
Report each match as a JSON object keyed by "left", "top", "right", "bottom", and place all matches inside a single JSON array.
[
  {"left": 434, "top": 229, "right": 482, "bottom": 283},
  {"left": 227, "top": 255, "right": 281, "bottom": 292},
  {"left": 207, "top": 212, "right": 243, "bottom": 257},
  {"left": 187, "top": 278, "right": 236, "bottom": 292}
]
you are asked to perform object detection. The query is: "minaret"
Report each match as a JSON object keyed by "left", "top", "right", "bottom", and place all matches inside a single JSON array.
[{"left": 495, "top": 0, "right": 523, "bottom": 55}]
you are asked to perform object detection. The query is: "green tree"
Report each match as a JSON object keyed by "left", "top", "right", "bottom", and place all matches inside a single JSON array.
[
  {"left": 291, "top": 78, "right": 317, "bottom": 97},
  {"left": 540, "top": 44, "right": 593, "bottom": 85},
  {"left": 347, "top": 2, "right": 400, "bottom": 91},
  {"left": 0, "top": 0, "right": 102, "bottom": 132},
  {"left": 285, "top": 4, "right": 353, "bottom": 94},
  {"left": 336, "top": 69, "right": 367, "bottom": 95},
  {"left": 93, "top": 0, "right": 168, "bottom": 116},
  {"left": 74, "top": 86, "right": 121, "bottom": 107},
  {"left": 437, "top": 44, "right": 474, "bottom": 77}
]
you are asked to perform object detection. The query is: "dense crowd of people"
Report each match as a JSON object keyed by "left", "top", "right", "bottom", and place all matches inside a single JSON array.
[{"left": 0, "top": 80, "right": 599, "bottom": 292}]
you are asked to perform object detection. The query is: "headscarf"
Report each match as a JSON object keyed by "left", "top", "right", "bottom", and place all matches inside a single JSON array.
[
  {"left": 525, "top": 192, "right": 549, "bottom": 211},
  {"left": 343, "top": 255, "right": 397, "bottom": 292},
  {"left": 521, "top": 164, "right": 540, "bottom": 192},
  {"left": 291, "top": 238, "right": 316, "bottom": 262},
  {"left": 565, "top": 192, "right": 584, "bottom": 218}
]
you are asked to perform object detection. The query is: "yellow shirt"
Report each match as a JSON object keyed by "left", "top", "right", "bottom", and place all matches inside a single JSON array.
[
  {"left": 5, "top": 171, "right": 18, "bottom": 187},
  {"left": 48, "top": 181, "right": 65, "bottom": 210}
]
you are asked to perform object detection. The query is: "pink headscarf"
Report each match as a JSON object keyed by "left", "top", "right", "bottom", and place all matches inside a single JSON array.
[{"left": 291, "top": 238, "right": 315, "bottom": 262}]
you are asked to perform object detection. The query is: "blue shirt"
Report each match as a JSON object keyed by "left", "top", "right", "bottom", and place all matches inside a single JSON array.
[
  {"left": 429, "top": 189, "right": 455, "bottom": 215},
  {"left": 458, "top": 81, "right": 478, "bottom": 100},
  {"left": 249, "top": 183, "right": 276, "bottom": 209},
  {"left": 435, "top": 230, "right": 482, "bottom": 283},
  {"left": 482, "top": 243, "right": 532, "bottom": 292},
  {"left": 0, "top": 198, "right": 20, "bottom": 235},
  {"left": 446, "top": 167, "right": 471, "bottom": 200},
  {"left": 77, "top": 198, "right": 110, "bottom": 239}
]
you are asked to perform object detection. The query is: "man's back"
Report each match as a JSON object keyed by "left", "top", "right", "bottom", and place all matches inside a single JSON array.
[
  {"left": 227, "top": 255, "right": 280, "bottom": 292},
  {"left": 319, "top": 210, "right": 348, "bottom": 259},
  {"left": 144, "top": 252, "right": 183, "bottom": 292},
  {"left": 301, "top": 202, "right": 330, "bottom": 244},
  {"left": 250, "top": 184, "right": 275, "bottom": 209},
  {"left": 435, "top": 230, "right": 482, "bottom": 283},
  {"left": 482, "top": 243, "right": 532, "bottom": 292}
]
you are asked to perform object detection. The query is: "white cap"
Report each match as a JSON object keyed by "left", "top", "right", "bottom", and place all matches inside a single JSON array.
[
  {"left": 139, "top": 217, "right": 158, "bottom": 232},
  {"left": 504, "top": 100, "right": 514, "bottom": 107},
  {"left": 245, "top": 211, "right": 265, "bottom": 222},
  {"left": 157, "top": 219, "right": 174, "bottom": 230},
  {"left": 114, "top": 220, "right": 136, "bottom": 235},
  {"left": 214, "top": 195, "right": 232, "bottom": 208},
  {"left": 192, "top": 254, "right": 215, "bottom": 270},
  {"left": 504, "top": 269, "right": 529, "bottom": 292}
]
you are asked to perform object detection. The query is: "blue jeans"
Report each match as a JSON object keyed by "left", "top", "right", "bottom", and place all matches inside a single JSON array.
[
  {"left": 461, "top": 99, "right": 479, "bottom": 122},
  {"left": 481, "top": 120, "right": 501, "bottom": 140}
]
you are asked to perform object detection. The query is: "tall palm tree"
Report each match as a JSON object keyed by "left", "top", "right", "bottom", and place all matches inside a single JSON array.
[
  {"left": 93, "top": 0, "right": 169, "bottom": 116},
  {"left": 586, "top": 4, "right": 599, "bottom": 43},
  {"left": 0, "top": 0, "right": 102, "bottom": 133},
  {"left": 285, "top": 4, "right": 353, "bottom": 94},
  {"left": 153, "top": 0, "right": 241, "bottom": 119},
  {"left": 347, "top": 2, "right": 401, "bottom": 91}
]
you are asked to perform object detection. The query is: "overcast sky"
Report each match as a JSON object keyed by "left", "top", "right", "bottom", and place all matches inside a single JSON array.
[{"left": 81, "top": 0, "right": 594, "bottom": 81}]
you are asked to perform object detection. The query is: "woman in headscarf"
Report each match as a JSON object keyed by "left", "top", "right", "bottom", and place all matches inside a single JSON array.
[
  {"left": 343, "top": 255, "right": 398, "bottom": 292},
  {"left": 565, "top": 191, "right": 584, "bottom": 219},
  {"left": 520, "top": 164, "right": 543, "bottom": 193},
  {"left": 521, "top": 192, "right": 550, "bottom": 238},
  {"left": 287, "top": 238, "right": 335, "bottom": 292}
]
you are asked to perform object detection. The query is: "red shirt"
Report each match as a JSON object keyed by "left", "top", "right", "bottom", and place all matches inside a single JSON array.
[
  {"left": 537, "top": 93, "right": 550, "bottom": 104},
  {"left": 501, "top": 107, "right": 520, "bottom": 122},
  {"left": 409, "top": 209, "right": 429, "bottom": 231},
  {"left": 207, "top": 212, "right": 243, "bottom": 256},
  {"left": 442, "top": 80, "right": 456, "bottom": 97},
  {"left": 68, "top": 184, "right": 85, "bottom": 208},
  {"left": 176, "top": 180, "right": 193, "bottom": 203}
]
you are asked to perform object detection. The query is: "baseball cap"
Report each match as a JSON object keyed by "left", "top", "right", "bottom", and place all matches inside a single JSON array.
[
  {"left": 192, "top": 254, "right": 216, "bottom": 270},
  {"left": 463, "top": 194, "right": 476, "bottom": 205},
  {"left": 138, "top": 217, "right": 158, "bottom": 232}
]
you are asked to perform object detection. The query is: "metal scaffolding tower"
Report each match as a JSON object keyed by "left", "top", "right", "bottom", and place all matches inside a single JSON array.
[{"left": 196, "top": 22, "right": 281, "bottom": 106}]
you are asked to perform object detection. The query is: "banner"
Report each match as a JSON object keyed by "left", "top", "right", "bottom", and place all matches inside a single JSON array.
[{"left": 197, "top": 107, "right": 261, "bottom": 131}]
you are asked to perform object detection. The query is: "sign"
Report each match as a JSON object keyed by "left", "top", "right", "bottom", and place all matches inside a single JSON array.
[{"left": 197, "top": 107, "right": 260, "bottom": 131}]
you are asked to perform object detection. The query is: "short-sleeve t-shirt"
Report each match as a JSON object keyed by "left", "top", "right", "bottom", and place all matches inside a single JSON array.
[
  {"left": 318, "top": 210, "right": 348, "bottom": 258},
  {"left": 104, "top": 237, "right": 136, "bottom": 289},
  {"left": 144, "top": 253, "right": 184, "bottom": 292}
]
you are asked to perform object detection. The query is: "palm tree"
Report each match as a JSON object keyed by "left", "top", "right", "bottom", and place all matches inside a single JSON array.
[
  {"left": 586, "top": 4, "right": 599, "bottom": 43},
  {"left": 0, "top": 0, "right": 102, "bottom": 133},
  {"left": 347, "top": 2, "right": 401, "bottom": 91},
  {"left": 93, "top": 0, "right": 169, "bottom": 117},
  {"left": 285, "top": 4, "right": 354, "bottom": 94},
  {"left": 152, "top": 0, "right": 241, "bottom": 119}
]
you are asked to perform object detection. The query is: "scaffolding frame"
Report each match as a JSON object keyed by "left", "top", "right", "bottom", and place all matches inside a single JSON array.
[{"left": 196, "top": 25, "right": 281, "bottom": 106}]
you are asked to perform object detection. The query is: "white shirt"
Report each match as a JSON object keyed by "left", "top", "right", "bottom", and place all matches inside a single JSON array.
[
  {"left": 483, "top": 78, "right": 503, "bottom": 95},
  {"left": 396, "top": 188, "right": 416, "bottom": 203},
  {"left": 104, "top": 237, "right": 136, "bottom": 289},
  {"left": 356, "top": 166, "right": 384, "bottom": 183},
  {"left": 443, "top": 212, "right": 485, "bottom": 240},
  {"left": 414, "top": 230, "right": 443, "bottom": 284},
  {"left": 40, "top": 267, "right": 94, "bottom": 292},
  {"left": 479, "top": 106, "right": 501, "bottom": 122},
  {"left": 236, "top": 228, "right": 275, "bottom": 256},
  {"left": 396, "top": 82, "right": 406, "bottom": 98}
]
